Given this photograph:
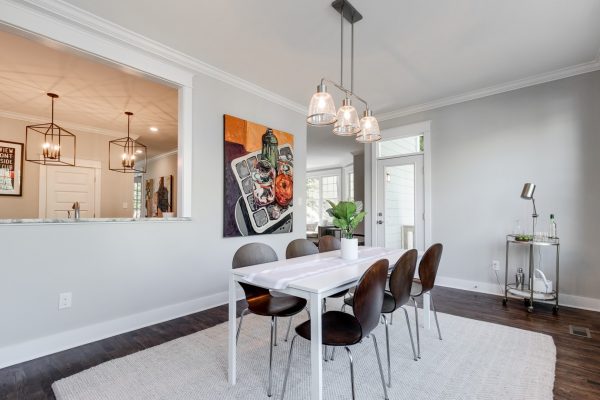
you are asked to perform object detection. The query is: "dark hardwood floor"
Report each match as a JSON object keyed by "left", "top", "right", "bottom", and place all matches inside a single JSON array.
[{"left": 1, "top": 287, "right": 598, "bottom": 399}]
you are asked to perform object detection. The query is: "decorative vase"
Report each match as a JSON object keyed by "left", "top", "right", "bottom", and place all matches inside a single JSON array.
[{"left": 341, "top": 237, "right": 358, "bottom": 260}]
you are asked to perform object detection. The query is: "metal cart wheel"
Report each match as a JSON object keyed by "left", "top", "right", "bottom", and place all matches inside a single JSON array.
[
  {"left": 502, "top": 298, "right": 508, "bottom": 306},
  {"left": 527, "top": 306, "right": 534, "bottom": 313},
  {"left": 552, "top": 305, "right": 559, "bottom": 315}
]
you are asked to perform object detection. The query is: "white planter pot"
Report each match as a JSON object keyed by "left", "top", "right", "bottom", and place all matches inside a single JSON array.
[{"left": 341, "top": 238, "right": 358, "bottom": 260}]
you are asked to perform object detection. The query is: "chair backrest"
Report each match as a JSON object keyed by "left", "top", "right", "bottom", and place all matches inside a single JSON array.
[
  {"left": 232, "top": 242, "right": 278, "bottom": 299},
  {"left": 418, "top": 243, "right": 443, "bottom": 292},
  {"left": 389, "top": 249, "right": 419, "bottom": 308},
  {"left": 352, "top": 259, "right": 389, "bottom": 339},
  {"left": 286, "top": 238, "right": 319, "bottom": 259},
  {"left": 318, "top": 235, "right": 341, "bottom": 253}
]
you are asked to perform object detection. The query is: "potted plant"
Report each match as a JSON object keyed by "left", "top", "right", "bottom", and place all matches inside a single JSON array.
[{"left": 326, "top": 200, "right": 366, "bottom": 260}]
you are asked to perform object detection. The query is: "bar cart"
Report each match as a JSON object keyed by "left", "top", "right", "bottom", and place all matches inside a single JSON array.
[{"left": 503, "top": 234, "right": 560, "bottom": 314}]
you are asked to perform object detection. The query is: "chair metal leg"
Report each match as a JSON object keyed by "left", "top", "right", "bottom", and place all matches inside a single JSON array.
[
  {"left": 281, "top": 335, "right": 298, "bottom": 400},
  {"left": 236, "top": 308, "right": 249, "bottom": 344},
  {"left": 412, "top": 297, "right": 421, "bottom": 358},
  {"left": 430, "top": 294, "right": 443, "bottom": 341},
  {"left": 402, "top": 307, "right": 418, "bottom": 361},
  {"left": 274, "top": 317, "right": 278, "bottom": 347},
  {"left": 390, "top": 312, "right": 394, "bottom": 325},
  {"left": 268, "top": 316, "right": 275, "bottom": 397},
  {"left": 382, "top": 314, "right": 391, "bottom": 387},
  {"left": 372, "top": 334, "right": 390, "bottom": 400},
  {"left": 330, "top": 346, "right": 336, "bottom": 361},
  {"left": 285, "top": 316, "right": 293, "bottom": 342},
  {"left": 345, "top": 347, "right": 356, "bottom": 400},
  {"left": 305, "top": 307, "right": 311, "bottom": 319}
]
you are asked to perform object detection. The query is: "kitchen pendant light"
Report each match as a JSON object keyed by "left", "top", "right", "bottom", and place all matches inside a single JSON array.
[
  {"left": 357, "top": 109, "right": 381, "bottom": 143},
  {"left": 307, "top": 83, "right": 337, "bottom": 125},
  {"left": 306, "top": 0, "right": 381, "bottom": 142},
  {"left": 109, "top": 112, "right": 147, "bottom": 173},
  {"left": 25, "top": 93, "right": 77, "bottom": 166},
  {"left": 333, "top": 98, "right": 361, "bottom": 135}
]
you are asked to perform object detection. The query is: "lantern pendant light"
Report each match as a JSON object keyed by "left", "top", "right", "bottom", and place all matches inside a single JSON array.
[
  {"left": 109, "top": 112, "right": 147, "bottom": 173},
  {"left": 25, "top": 93, "right": 77, "bottom": 166},
  {"left": 306, "top": 0, "right": 381, "bottom": 142}
]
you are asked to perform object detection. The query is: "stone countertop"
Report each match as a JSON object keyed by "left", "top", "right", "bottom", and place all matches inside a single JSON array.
[{"left": 0, "top": 217, "right": 192, "bottom": 225}]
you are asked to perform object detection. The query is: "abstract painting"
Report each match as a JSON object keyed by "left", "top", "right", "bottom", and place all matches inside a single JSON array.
[{"left": 224, "top": 114, "right": 293, "bottom": 237}]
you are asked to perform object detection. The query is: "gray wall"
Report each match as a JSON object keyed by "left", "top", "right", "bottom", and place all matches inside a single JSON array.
[
  {"left": 378, "top": 70, "right": 600, "bottom": 305},
  {"left": 0, "top": 72, "right": 307, "bottom": 366}
]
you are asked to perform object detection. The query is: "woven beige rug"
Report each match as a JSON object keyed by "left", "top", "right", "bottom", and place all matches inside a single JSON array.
[{"left": 53, "top": 303, "right": 555, "bottom": 399}]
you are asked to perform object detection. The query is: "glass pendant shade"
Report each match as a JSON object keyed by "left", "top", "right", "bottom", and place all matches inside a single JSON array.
[
  {"left": 333, "top": 98, "right": 361, "bottom": 136},
  {"left": 357, "top": 110, "right": 381, "bottom": 143},
  {"left": 307, "top": 84, "right": 337, "bottom": 125}
]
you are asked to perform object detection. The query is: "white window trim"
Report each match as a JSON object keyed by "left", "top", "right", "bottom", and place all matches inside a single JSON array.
[
  {"left": 307, "top": 168, "right": 343, "bottom": 226},
  {"left": 368, "top": 121, "right": 432, "bottom": 247}
]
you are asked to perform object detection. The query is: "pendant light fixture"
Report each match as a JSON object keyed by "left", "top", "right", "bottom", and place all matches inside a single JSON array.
[
  {"left": 109, "top": 112, "right": 147, "bottom": 173},
  {"left": 307, "top": 0, "right": 381, "bottom": 142},
  {"left": 25, "top": 93, "right": 77, "bottom": 166}
]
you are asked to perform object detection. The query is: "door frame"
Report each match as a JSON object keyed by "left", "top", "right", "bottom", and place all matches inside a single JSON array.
[
  {"left": 368, "top": 120, "right": 432, "bottom": 248},
  {"left": 39, "top": 158, "right": 102, "bottom": 218}
]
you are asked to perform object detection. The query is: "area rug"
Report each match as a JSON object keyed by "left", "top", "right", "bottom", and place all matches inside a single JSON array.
[{"left": 52, "top": 302, "right": 556, "bottom": 400}]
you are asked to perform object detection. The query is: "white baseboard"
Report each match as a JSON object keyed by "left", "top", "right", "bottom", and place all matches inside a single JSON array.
[
  {"left": 0, "top": 290, "right": 240, "bottom": 369},
  {"left": 435, "top": 275, "right": 600, "bottom": 312}
]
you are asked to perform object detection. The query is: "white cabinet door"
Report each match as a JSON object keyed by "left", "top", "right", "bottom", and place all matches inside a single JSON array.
[{"left": 45, "top": 166, "right": 96, "bottom": 218}]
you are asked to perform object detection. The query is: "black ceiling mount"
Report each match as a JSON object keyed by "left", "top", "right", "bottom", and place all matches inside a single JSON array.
[{"left": 331, "top": 0, "right": 363, "bottom": 24}]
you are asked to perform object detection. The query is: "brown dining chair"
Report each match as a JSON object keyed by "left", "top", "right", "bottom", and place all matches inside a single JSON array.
[
  {"left": 342, "top": 249, "right": 418, "bottom": 386},
  {"left": 233, "top": 242, "right": 307, "bottom": 397},
  {"left": 286, "top": 238, "right": 319, "bottom": 259},
  {"left": 318, "top": 234, "right": 341, "bottom": 252},
  {"left": 411, "top": 243, "right": 444, "bottom": 358},
  {"left": 281, "top": 259, "right": 390, "bottom": 400}
]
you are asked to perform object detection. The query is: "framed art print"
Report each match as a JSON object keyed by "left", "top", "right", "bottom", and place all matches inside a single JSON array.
[{"left": 0, "top": 140, "right": 23, "bottom": 196}]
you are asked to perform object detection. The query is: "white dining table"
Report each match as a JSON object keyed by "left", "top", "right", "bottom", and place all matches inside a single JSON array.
[{"left": 228, "top": 246, "right": 430, "bottom": 400}]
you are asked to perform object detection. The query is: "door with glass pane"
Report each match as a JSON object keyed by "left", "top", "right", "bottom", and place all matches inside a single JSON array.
[{"left": 376, "top": 155, "right": 424, "bottom": 250}]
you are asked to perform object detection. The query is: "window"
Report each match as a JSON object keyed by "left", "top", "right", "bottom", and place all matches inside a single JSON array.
[
  {"left": 306, "top": 169, "right": 341, "bottom": 230},
  {"left": 377, "top": 135, "right": 424, "bottom": 158},
  {"left": 346, "top": 171, "right": 354, "bottom": 201},
  {"left": 132, "top": 175, "right": 142, "bottom": 218}
]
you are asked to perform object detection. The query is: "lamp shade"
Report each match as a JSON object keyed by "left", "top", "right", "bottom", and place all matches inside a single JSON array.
[
  {"left": 356, "top": 110, "right": 381, "bottom": 143},
  {"left": 307, "top": 84, "right": 337, "bottom": 126},
  {"left": 333, "top": 98, "right": 361, "bottom": 136},
  {"left": 521, "top": 183, "right": 536, "bottom": 199}
]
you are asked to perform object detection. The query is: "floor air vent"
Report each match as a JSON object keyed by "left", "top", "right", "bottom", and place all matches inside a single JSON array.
[{"left": 569, "top": 325, "right": 591, "bottom": 338}]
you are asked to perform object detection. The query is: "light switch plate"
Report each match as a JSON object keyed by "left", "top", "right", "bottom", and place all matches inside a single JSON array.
[{"left": 59, "top": 292, "right": 72, "bottom": 309}]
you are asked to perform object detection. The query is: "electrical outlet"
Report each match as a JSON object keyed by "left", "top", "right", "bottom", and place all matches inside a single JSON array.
[
  {"left": 492, "top": 260, "right": 501, "bottom": 271},
  {"left": 59, "top": 292, "right": 72, "bottom": 310}
]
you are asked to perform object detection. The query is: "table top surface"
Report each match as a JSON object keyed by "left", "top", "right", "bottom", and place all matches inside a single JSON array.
[{"left": 232, "top": 246, "right": 409, "bottom": 294}]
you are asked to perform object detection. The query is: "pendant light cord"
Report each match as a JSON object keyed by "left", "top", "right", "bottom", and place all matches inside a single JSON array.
[
  {"left": 351, "top": 21, "right": 354, "bottom": 93},
  {"left": 340, "top": 1, "right": 344, "bottom": 88}
]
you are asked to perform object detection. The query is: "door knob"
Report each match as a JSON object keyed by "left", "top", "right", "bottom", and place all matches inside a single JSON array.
[{"left": 377, "top": 220, "right": 384, "bottom": 225}]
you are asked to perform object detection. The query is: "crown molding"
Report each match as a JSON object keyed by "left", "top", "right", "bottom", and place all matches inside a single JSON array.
[
  {"left": 2, "top": 0, "right": 306, "bottom": 115},
  {"left": 378, "top": 58, "right": 600, "bottom": 121},
  {"left": 147, "top": 148, "right": 178, "bottom": 163},
  {"left": 0, "top": 109, "right": 126, "bottom": 138}
]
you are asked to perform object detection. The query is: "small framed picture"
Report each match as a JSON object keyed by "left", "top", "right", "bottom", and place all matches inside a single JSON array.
[{"left": 0, "top": 140, "right": 24, "bottom": 196}]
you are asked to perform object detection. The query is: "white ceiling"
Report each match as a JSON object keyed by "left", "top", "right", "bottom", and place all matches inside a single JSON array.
[
  {"left": 63, "top": 0, "right": 600, "bottom": 116},
  {"left": 0, "top": 29, "right": 178, "bottom": 157}
]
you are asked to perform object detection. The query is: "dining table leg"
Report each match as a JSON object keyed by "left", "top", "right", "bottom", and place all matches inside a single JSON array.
[
  {"left": 228, "top": 273, "right": 237, "bottom": 385},
  {"left": 310, "top": 292, "right": 323, "bottom": 400}
]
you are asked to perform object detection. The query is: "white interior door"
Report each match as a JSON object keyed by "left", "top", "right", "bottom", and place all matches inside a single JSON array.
[
  {"left": 44, "top": 166, "right": 97, "bottom": 218},
  {"left": 376, "top": 155, "right": 424, "bottom": 250}
]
